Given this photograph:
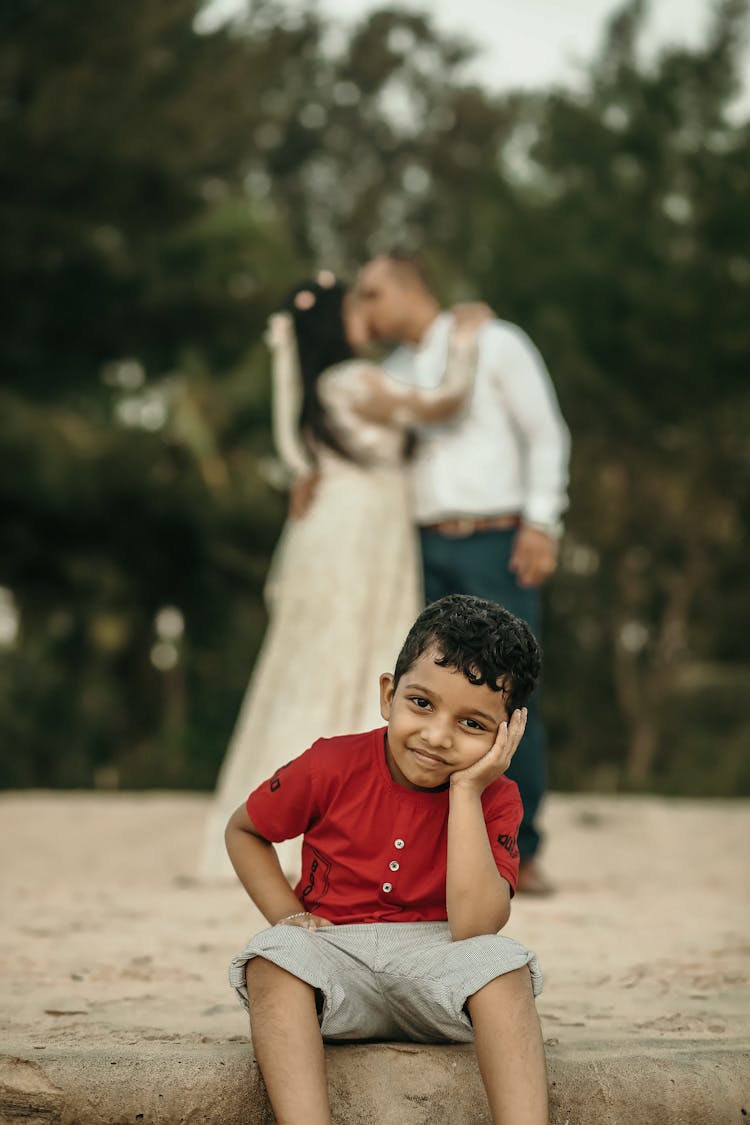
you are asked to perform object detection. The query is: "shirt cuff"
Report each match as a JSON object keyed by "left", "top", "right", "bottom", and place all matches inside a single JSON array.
[{"left": 522, "top": 518, "right": 564, "bottom": 539}]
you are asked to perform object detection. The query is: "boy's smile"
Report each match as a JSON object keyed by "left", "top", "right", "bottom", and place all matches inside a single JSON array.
[{"left": 380, "top": 648, "right": 510, "bottom": 791}]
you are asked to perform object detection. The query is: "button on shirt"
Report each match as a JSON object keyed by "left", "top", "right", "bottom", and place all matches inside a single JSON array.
[
  {"left": 383, "top": 313, "right": 570, "bottom": 527},
  {"left": 245, "top": 727, "right": 522, "bottom": 924}
]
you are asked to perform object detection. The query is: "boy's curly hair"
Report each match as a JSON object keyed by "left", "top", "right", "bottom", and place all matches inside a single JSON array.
[{"left": 393, "top": 594, "right": 541, "bottom": 715}]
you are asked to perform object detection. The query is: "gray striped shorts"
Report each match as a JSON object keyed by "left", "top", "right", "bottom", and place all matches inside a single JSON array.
[{"left": 229, "top": 921, "right": 542, "bottom": 1043}]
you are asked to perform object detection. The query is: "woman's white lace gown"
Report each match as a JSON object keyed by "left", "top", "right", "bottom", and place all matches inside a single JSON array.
[{"left": 198, "top": 361, "right": 421, "bottom": 880}]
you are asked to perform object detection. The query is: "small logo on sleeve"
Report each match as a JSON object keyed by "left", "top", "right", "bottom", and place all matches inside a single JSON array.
[
  {"left": 496, "top": 832, "right": 519, "bottom": 858},
  {"left": 268, "top": 761, "right": 293, "bottom": 793}
]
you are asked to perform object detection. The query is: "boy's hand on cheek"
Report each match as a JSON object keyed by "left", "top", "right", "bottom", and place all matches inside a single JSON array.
[{"left": 449, "top": 708, "right": 527, "bottom": 794}]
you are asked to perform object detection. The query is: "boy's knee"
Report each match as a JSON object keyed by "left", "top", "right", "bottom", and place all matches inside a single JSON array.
[
  {"left": 245, "top": 956, "right": 284, "bottom": 994},
  {"left": 245, "top": 957, "right": 314, "bottom": 1001},
  {"left": 468, "top": 965, "right": 534, "bottom": 1010}
]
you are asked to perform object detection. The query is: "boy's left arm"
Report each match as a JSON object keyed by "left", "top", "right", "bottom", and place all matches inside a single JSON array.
[{"left": 446, "top": 708, "right": 527, "bottom": 941}]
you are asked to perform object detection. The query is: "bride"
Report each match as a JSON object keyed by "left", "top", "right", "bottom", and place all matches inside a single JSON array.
[{"left": 199, "top": 271, "right": 485, "bottom": 879}]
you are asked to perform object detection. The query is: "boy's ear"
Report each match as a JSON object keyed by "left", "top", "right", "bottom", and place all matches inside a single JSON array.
[{"left": 379, "top": 673, "right": 395, "bottom": 721}]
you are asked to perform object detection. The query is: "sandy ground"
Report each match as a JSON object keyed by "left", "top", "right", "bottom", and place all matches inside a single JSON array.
[{"left": 1, "top": 791, "right": 749, "bottom": 1062}]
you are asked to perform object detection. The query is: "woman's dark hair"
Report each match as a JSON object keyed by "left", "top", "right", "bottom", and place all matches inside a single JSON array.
[
  {"left": 393, "top": 594, "right": 541, "bottom": 715},
  {"left": 283, "top": 278, "right": 355, "bottom": 459}
]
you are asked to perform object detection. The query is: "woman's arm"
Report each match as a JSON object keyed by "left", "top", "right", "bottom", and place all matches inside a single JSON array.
[
  {"left": 353, "top": 313, "right": 487, "bottom": 427},
  {"left": 445, "top": 708, "right": 527, "bottom": 940},
  {"left": 267, "top": 314, "right": 315, "bottom": 480}
]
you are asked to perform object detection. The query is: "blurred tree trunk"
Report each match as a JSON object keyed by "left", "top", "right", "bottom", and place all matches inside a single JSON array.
[{"left": 614, "top": 516, "right": 710, "bottom": 785}]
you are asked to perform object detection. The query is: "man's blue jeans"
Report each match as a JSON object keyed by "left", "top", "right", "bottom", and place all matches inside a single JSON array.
[{"left": 419, "top": 526, "right": 546, "bottom": 861}]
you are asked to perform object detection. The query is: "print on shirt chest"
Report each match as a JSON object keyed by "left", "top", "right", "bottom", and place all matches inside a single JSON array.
[{"left": 300, "top": 846, "right": 331, "bottom": 912}]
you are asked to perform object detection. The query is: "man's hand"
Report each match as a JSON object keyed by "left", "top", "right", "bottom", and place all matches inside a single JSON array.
[
  {"left": 449, "top": 708, "right": 528, "bottom": 794},
  {"left": 289, "top": 472, "right": 319, "bottom": 520},
  {"left": 278, "top": 912, "right": 333, "bottom": 931},
  {"left": 510, "top": 525, "right": 559, "bottom": 587}
]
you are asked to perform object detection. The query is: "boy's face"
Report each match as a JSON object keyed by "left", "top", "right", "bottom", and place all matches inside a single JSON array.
[{"left": 379, "top": 647, "right": 511, "bottom": 791}]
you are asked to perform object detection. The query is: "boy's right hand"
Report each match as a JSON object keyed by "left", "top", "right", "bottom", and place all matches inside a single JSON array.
[
  {"left": 279, "top": 912, "right": 334, "bottom": 931},
  {"left": 449, "top": 707, "right": 528, "bottom": 795}
]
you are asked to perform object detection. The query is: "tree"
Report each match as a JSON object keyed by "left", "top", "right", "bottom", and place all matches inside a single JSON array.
[{"left": 470, "top": 0, "right": 750, "bottom": 790}]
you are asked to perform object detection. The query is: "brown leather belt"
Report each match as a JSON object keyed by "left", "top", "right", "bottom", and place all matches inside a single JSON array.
[{"left": 420, "top": 514, "right": 521, "bottom": 538}]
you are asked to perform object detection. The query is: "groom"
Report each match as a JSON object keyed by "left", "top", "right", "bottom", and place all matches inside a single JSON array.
[{"left": 357, "top": 253, "right": 570, "bottom": 894}]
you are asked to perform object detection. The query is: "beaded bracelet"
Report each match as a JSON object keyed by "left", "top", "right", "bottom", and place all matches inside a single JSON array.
[{"left": 277, "top": 910, "right": 312, "bottom": 924}]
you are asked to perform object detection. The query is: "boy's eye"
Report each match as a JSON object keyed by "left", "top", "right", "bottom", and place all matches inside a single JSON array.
[
  {"left": 409, "top": 696, "right": 431, "bottom": 710},
  {"left": 462, "top": 718, "right": 487, "bottom": 732}
]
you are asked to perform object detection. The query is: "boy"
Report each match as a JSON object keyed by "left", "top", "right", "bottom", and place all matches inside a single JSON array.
[{"left": 225, "top": 594, "right": 548, "bottom": 1125}]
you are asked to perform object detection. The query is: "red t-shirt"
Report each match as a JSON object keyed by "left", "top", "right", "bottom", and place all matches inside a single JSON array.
[{"left": 246, "top": 726, "right": 522, "bottom": 924}]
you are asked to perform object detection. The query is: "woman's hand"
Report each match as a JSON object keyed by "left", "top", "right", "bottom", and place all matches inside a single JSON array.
[
  {"left": 265, "top": 312, "right": 294, "bottom": 350},
  {"left": 449, "top": 707, "right": 528, "bottom": 794},
  {"left": 450, "top": 301, "right": 494, "bottom": 345}
]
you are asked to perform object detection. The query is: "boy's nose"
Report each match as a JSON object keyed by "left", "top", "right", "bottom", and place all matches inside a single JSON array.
[{"left": 420, "top": 718, "right": 452, "bottom": 750}]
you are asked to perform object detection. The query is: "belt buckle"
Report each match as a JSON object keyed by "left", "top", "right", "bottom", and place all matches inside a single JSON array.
[{"left": 449, "top": 517, "right": 476, "bottom": 538}]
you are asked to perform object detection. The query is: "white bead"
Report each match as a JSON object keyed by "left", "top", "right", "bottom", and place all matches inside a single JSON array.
[
  {"left": 382, "top": 882, "right": 393, "bottom": 893},
  {"left": 394, "top": 838, "right": 405, "bottom": 849},
  {"left": 389, "top": 861, "right": 399, "bottom": 871}
]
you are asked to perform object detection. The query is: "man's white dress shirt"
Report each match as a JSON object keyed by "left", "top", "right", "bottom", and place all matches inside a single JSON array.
[{"left": 383, "top": 313, "right": 570, "bottom": 528}]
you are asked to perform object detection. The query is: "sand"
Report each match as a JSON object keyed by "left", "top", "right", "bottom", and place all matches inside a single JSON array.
[{"left": 1, "top": 790, "right": 749, "bottom": 1114}]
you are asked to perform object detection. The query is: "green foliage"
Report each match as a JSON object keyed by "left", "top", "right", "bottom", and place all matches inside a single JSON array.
[
  {"left": 506, "top": 0, "right": 750, "bottom": 789},
  {"left": 1, "top": 0, "right": 748, "bottom": 794}
]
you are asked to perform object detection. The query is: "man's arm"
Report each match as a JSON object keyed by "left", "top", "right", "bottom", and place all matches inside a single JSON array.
[
  {"left": 485, "top": 323, "right": 570, "bottom": 585},
  {"left": 445, "top": 709, "right": 527, "bottom": 940}
]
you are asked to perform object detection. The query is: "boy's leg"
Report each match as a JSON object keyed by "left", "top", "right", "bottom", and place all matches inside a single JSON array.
[
  {"left": 246, "top": 957, "right": 332, "bottom": 1125},
  {"left": 467, "top": 965, "right": 548, "bottom": 1125}
]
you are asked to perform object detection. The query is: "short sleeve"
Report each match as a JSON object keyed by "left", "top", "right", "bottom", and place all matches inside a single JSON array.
[
  {"left": 246, "top": 741, "right": 321, "bottom": 842},
  {"left": 482, "top": 778, "right": 523, "bottom": 894}
]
